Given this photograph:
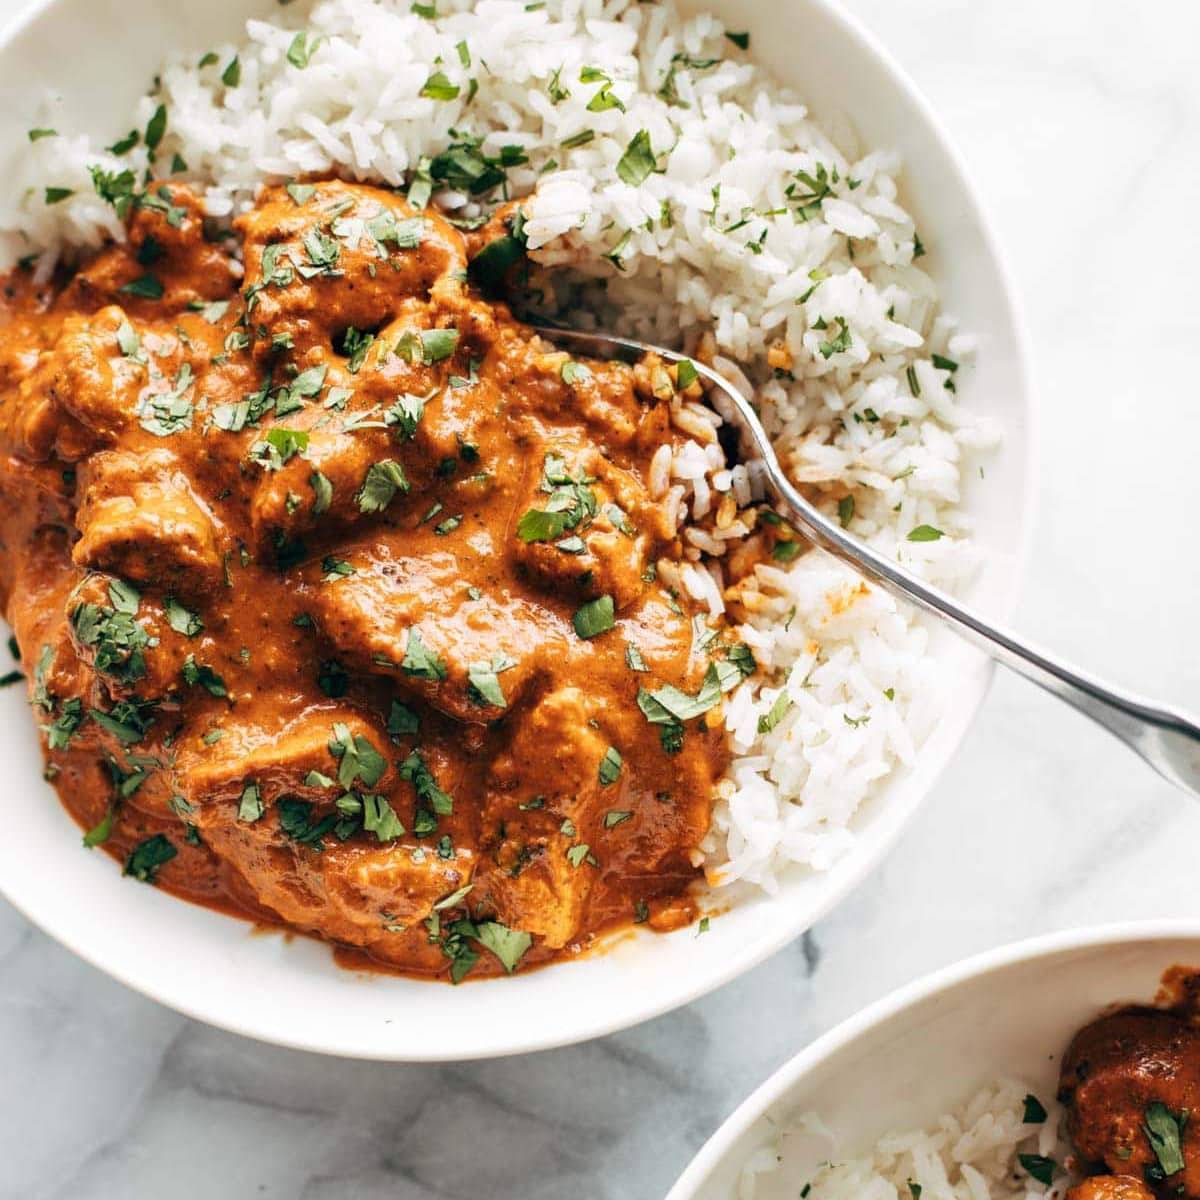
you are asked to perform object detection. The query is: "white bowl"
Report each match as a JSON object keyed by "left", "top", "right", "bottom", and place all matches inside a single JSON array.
[
  {"left": 0, "top": 0, "right": 1034, "bottom": 1059},
  {"left": 668, "top": 922, "right": 1200, "bottom": 1200}
]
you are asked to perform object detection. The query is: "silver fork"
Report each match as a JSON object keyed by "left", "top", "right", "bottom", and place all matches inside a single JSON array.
[{"left": 532, "top": 323, "right": 1200, "bottom": 797}]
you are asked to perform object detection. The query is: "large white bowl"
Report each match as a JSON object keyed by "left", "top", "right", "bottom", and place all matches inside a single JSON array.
[
  {"left": 0, "top": 0, "right": 1033, "bottom": 1059},
  {"left": 668, "top": 923, "right": 1200, "bottom": 1200}
]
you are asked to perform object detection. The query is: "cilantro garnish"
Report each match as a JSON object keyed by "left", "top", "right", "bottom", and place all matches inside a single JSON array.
[
  {"left": 573, "top": 595, "right": 614, "bottom": 639},
  {"left": 467, "top": 653, "right": 517, "bottom": 708},
  {"left": 124, "top": 834, "right": 176, "bottom": 883},
  {"left": 357, "top": 459, "right": 410, "bottom": 513}
]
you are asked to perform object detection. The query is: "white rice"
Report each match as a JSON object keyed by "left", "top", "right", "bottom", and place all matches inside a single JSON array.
[
  {"left": 0, "top": 0, "right": 998, "bottom": 891},
  {"left": 739, "top": 1083, "right": 1072, "bottom": 1200}
]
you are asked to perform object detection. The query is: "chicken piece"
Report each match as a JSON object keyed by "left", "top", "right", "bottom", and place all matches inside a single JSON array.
[
  {"left": 476, "top": 686, "right": 613, "bottom": 948},
  {"left": 1061, "top": 1007, "right": 1200, "bottom": 1198},
  {"left": 176, "top": 701, "right": 471, "bottom": 951},
  {"left": 248, "top": 428, "right": 380, "bottom": 545},
  {"left": 171, "top": 703, "right": 391, "bottom": 807},
  {"left": 198, "top": 807, "right": 474, "bottom": 951},
  {"left": 73, "top": 447, "right": 224, "bottom": 589},
  {"left": 307, "top": 544, "right": 560, "bottom": 722},
  {"left": 61, "top": 184, "right": 237, "bottom": 318},
  {"left": 509, "top": 441, "right": 662, "bottom": 609},
  {"left": 9, "top": 306, "right": 149, "bottom": 462},
  {"left": 235, "top": 181, "right": 469, "bottom": 357},
  {"left": 497, "top": 328, "right": 646, "bottom": 445},
  {"left": 64, "top": 570, "right": 191, "bottom": 704},
  {"left": 1067, "top": 1178, "right": 1156, "bottom": 1200}
]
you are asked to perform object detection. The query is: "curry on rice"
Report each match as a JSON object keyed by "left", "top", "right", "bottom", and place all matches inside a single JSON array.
[{"left": 0, "top": 178, "right": 767, "bottom": 980}]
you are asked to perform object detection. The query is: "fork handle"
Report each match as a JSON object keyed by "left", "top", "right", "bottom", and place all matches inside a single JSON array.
[{"left": 769, "top": 470, "right": 1200, "bottom": 798}]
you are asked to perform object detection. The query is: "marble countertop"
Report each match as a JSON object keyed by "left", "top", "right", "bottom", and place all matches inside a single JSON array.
[{"left": 4, "top": 1, "right": 1200, "bottom": 1196}]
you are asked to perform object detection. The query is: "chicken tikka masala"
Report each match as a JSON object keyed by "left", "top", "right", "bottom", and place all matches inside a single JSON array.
[
  {"left": 0, "top": 178, "right": 758, "bottom": 980},
  {"left": 1059, "top": 970, "right": 1200, "bottom": 1199}
]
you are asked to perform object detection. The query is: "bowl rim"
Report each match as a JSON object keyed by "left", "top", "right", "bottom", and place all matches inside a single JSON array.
[
  {"left": 0, "top": 0, "right": 1040, "bottom": 1060},
  {"left": 665, "top": 918, "right": 1200, "bottom": 1200}
]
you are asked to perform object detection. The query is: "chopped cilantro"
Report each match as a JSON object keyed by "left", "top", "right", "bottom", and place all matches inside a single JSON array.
[
  {"left": 421, "top": 70, "right": 460, "bottom": 100},
  {"left": 238, "top": 782, "right": 265, "bottom": 823},
  {"left": 573, "top": 595, "right": 614, "bottom": 639},
  {"left": 1017, "top": 1155, "right": 1056, "bottom": 1187},
  {"left": 467, "top": 653, "right": 517, "bottom": 708},
  {"left": 124, "top": 834, "right": 176, "bottom": 883},
  {"left": 402, "top": 629, "right": 447, "bottom": 680},
  {"left": 327, "top": 722, "right": 387, "bottom": 790},
  {"left": 616, "top": 129, "right": 656, "bottom": 186},
  {"left": 598, "top": 746, "right": 622, "bottom": 786},
  {"left": 357, "top": 459, "right": 410, "bottom": 513},
  {"left": 286, "top": 30, "right": 321, "bottom": 69},
  {"left": 475, "top": 921, "right": 532, "bottom": 973},
  {"left": 907, "top": 524, "right": 944, "bottom": 542}
]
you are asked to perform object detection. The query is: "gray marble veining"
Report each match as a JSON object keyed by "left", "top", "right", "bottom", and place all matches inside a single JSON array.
[{"left": 4, "top": 2, "right": 1200, "bottom": 1197}]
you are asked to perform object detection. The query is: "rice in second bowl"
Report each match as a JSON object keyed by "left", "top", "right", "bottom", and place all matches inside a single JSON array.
[
  {"left": 737, "top": 1083, "right": 1071, "bottom": 1200},
  {"left": 1, "top": 0, "right": 997, "bottom": 901}
]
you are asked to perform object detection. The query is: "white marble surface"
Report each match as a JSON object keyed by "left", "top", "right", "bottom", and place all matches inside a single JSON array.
[{"left": 3, "top": 2, "right": 1200, "bottom": 1196}]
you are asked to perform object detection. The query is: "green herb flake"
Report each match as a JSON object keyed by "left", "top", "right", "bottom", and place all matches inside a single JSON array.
[
  {"left": 573, "top": 595, "right": 614, "bottom": 640},
  {"left": 837, "top": 495, "right": 855, "bottom": 528},
  {"left": 1144, "top": 1102, "right": 1187, "bottom": 1178},
  {"left": 221, "top": 56, "right": 241, "bottom": 87},
  {"left": 287, "top": 30, "right": 321, "bottom": 69},
  {"left": 616, "top": 129, "right": 656, "bottom": 186},
  {"left": 598, "top": 746, "right": 623, "bottom": 786},
  {"left": 144, "top": 103, "right": 168, "bottom": 152},
  {"left": 387, "top": 700, "right": 420, "bottom": 738},
  {"left": 757, "top": 690, "right": 792, "bottom": 735},
  {"left": 124, "top": 834, "right": 176, "bottom": 883},
  {"left": 309, "top": 470, "right": 333, "bottom": 514},
  {"left": 676, "top": 359, "right": 699, "bottom": 389},
  {"left": 818, "top": 316, "right": 851, "bottom": 359},
  {"left": 286, "top": 181, "right": 316, "bottom": 206},
  {"left": 400, "top": 748, "right": 454, "bottom": 820},
  {"left": 420, "top": 327, "right": 459, "bottom": 362},
  {"left": 421, "top": 70, "right": 460, "bottom": 101},
  {"left": 357, "top": 459, "right": 410, "bottom": 513},
  {"left": 907, "top": 524, "right": 945, "bottom": 543},
  {"left": 321, "top": 556, "right": 356, "bottom": 582},
  {"left": 560, "top": 360, "right": 593, "bottom": 386},
  {"left": 467, "top": 652, "right": 517, "bottom": 708},
  {"left": 1022, "top": 1094, "right": 1048, "bottom": 1125},
  {"left": 725, "top": 30, "right": 750, "bottom": 49},
  {"left": 402, "top": 629, "right": 448, "bottom": 681},
  {"left": 362, "top": 794, "right": 405, "bottom": 842},
  {"left": 119, "top": 273, "right": 164, "bottom": 300},
  {"left": 476, "top": 921, "right": 532, "bottom": 973},
  {"left": 625, "top": 642, "right": 649, "bottom": 673},
  {"left": 181, "top": 654, "right": 228, "bottom": 697},
  {"left": 238, "top": 782, "right": 265, "bottom": 823},
  {"left": 1017, "top": 1155, "right": 1056, "bottom": 1187},
  {"left": 327, "top": 722, "right": 388, "bottom": 790}
]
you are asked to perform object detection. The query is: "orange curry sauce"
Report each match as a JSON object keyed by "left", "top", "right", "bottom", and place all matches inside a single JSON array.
[
  {"left": 0, "top": 179, "right": 752, "bottom": 981},
  {"left": 1060, "top": 968, "right": 1200, "bottom": 1199}
]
